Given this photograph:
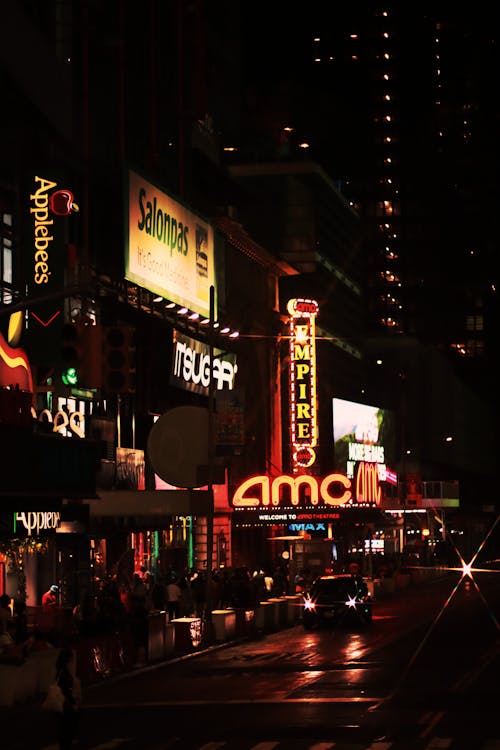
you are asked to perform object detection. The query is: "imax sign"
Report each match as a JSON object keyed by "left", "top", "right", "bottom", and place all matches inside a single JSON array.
[{"left": 289, "top": 522, "right": 327, "bottom": 532}]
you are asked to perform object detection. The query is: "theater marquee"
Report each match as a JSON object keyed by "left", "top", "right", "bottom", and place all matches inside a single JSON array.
[{"left": 287, "top": 298, "right": 319, "bottom": 471}]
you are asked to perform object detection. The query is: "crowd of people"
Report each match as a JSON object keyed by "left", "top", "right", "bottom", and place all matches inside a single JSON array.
[{"left": 71, "top": 563, "right": 292, "bottom": 636}]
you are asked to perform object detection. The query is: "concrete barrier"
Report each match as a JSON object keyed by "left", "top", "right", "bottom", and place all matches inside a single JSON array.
[
  {"left": 211, "top": 609, "right": 236, "bottom": 642},
  {"left": 147, "top": 611, "right": 168, "bottom": 661},
  {"left": 267, "top": 597, "right": 288, "bottom": 627},
  {"left": 164, "top": 623, "right": 175, "bottom": 656},
  {"left": 171, "top": 617, "right": 202, "bottom": 652},
  {"left": 0, "top": 648, "right": 60, "bottom": 706},
  {"left": 285, "top": 595, "right": 302, "bottom": 624},
  {"left": 255, "top": 601, "right": 273, "bottom": 632}
]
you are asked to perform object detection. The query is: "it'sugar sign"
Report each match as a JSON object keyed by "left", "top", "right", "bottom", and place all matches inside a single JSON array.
[{"left": 287, "top": 298, "right": 319, "bottom": 470}]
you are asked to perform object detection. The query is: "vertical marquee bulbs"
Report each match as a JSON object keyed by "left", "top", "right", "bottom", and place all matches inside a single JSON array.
[{"left": 287, "top": 298, "right": 319, "bottom": 471}]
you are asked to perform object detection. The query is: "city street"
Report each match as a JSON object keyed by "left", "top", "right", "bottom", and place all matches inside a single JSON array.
[{"left": 4, "top": 572, "right": 500, "bottom": 750}]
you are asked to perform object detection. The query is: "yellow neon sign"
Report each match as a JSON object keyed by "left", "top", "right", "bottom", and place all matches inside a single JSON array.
[
  {"left": 232, "top": 472, "right": 355, "bottom": 508},
  {"left": 287, "top": 298, "right": 319, "bottom": 470}
]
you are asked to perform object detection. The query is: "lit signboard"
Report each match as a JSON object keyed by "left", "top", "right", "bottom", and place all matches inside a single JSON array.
[
  {"left": 25, "top": 174, "right": 77, "bottom": 366},
  {"left": 332, "top": 397, "right": 396, "bottom": 484},
  {"left": 233, "top": 509, "right": 340, "bottom": 525},
  {"left": 15, "top": 511, "right": 61, "bottom": 537},
  {"left": 287, "top": 298, "right": 319, "bottom": 470},
  {"left": 231, "top": 471, "right": 381, "bottom": 509},
  {"left": 170, "top": 331, "right": 237, "bottom": 395},
  {"left": 0, "top": 329, "right": 33, "bottom": 392},
  {"left": 125, "top": 169, "right": 216, "bottom": 318}
]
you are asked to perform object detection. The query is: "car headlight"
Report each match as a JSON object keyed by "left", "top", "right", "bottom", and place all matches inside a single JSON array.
[{"left": 303, "top": 597, "right": 316, "bottom": 611}]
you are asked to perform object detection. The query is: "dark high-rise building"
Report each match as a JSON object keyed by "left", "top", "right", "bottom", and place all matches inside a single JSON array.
[{"left": 237, "top": 4, "right": 498, "bottom": 398}]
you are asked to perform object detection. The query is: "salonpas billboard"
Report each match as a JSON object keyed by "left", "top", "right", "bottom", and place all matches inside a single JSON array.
[{"left": 125, "top": 169, "right": 216, "bottom": 318}]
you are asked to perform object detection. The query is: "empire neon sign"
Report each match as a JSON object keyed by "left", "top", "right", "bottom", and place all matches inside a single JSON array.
[
  {"left": 287, "top": 298, "right": 319, "bottom": 470},
  {"left": 232, "top": 464, "right": 381, "bottom": 509}
]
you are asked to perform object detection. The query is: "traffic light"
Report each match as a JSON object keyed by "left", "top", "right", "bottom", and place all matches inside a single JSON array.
[
  {"left": 60, "top": 322, "right": 86, "bottom": 386},
  {"left": 60, "top": 322, "right": 102, "bottom": 389},
  {"left": 101, "top": 325, "right": 136, "bottom": 393}
]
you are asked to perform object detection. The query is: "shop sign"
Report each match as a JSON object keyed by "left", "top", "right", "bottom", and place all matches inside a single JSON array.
[
  {"left": 171, "top": 331, "right": 237, "bottom": 395},
  {"left": 232, "top": 466, "right": 381, "bottom": 509},
  {"left": 287, "top": 298, "right": 319, "bottom": 470},
  {"left": 31, "top": 406, "right": 85, "bottom": 438},
  {"left": 15, "top": 511, "right": 61, "bottom": 536}
]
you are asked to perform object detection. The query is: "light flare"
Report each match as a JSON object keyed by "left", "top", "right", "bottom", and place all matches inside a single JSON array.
[{"left": 375, "top": 512, "right": 500, "bottom": 706}]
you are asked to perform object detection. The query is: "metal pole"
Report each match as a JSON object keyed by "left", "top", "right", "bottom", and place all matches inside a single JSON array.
[{"left": 204, "top": 285, "right": 215, "bottom": 639}]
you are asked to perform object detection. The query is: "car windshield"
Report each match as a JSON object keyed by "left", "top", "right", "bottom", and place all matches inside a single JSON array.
[{"left": 311, "top": 577, "right": 367, "bottom": 599}]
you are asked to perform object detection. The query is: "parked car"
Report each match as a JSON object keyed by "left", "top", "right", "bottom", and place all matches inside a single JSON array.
[{"left": 302, "top": 574, "right": 373, "bottom": 629}]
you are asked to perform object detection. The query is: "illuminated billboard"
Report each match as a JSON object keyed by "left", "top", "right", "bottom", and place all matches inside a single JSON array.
[
  {"left": 332, "top": 397, "right": 396, "bottom": 486},
  {"left": 287, "top": 298, "right": 319, "bottom": 471},
  {"left": 170, "top": 331, "right": 237, "bottom": 395},
  {"left": 125, "top": 169, "right": 216, "bottom": 318}
]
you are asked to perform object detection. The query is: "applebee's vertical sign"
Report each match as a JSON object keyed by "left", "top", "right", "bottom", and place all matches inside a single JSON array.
[
  {"left": 29, "top": 176, "right": 79, "bottom": 287},
  {"left": 25, "top": 175, "right": 80, "bottom": 367},
  {"left": 288, "top": 298, "right": 319, "bottom": 471}
]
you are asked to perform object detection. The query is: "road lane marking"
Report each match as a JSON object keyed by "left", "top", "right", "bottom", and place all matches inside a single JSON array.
[
  {"left": 250, "top": 744, "right": 280, "bottom": 750},
  {"left": 310, "top": 744, "right": 335, "bottom": 750},
  {"left": 368, "top": 743, "right": 393, "bottom": 749}
]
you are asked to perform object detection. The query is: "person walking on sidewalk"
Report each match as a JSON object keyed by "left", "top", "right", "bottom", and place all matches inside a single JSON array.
[{"left": 166, "top": 576, "right": 182, "bottom": 622}]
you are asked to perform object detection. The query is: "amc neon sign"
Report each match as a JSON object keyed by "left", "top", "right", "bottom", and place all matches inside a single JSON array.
[
  {"left": 287, "top": 298, "right": 319, "bottom": 470},
  {"left": 232, "top": 464, "right": 381, "bottom": 508}
]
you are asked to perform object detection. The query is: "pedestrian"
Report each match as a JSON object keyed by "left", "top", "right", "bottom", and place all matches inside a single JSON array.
[
  {"left": 166, "top": 576, "right": 182, "bottom": 622},
  {"left": 54, "top": 647, "right": 81, "bottom": 750},
  {"left": 151, "top": 576, "right": 166, "bottom": 611},
  {"left": 190, "top": 571, "right": 206, "bottom": 618},
  {"left": 0, "top": 593, "right": 12, "bottom": 634},
  {"left": 42, "top": 585, "right": 59, "bottom": 607}
]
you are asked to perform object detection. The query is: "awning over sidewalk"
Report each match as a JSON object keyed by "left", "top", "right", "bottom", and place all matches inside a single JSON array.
[{"left": 89, "top": 489, "right": 211, "bottom": 518}]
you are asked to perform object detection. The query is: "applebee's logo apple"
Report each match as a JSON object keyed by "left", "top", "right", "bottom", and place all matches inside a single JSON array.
[
  {"left": 49, "top": 189, "right": 79, "bottom": 216},
  {"left": 0, "top": 312, "right": 33, "bottom": 392}
]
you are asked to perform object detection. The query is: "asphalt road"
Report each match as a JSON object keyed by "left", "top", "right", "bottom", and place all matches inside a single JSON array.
[{"left": 4, "top": 571, "right": 500, "bottom": 750}]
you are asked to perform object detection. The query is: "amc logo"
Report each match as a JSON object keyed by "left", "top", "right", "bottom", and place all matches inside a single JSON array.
[{"left": 232, "top": 465, "right": 382, "bottom": 509}]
